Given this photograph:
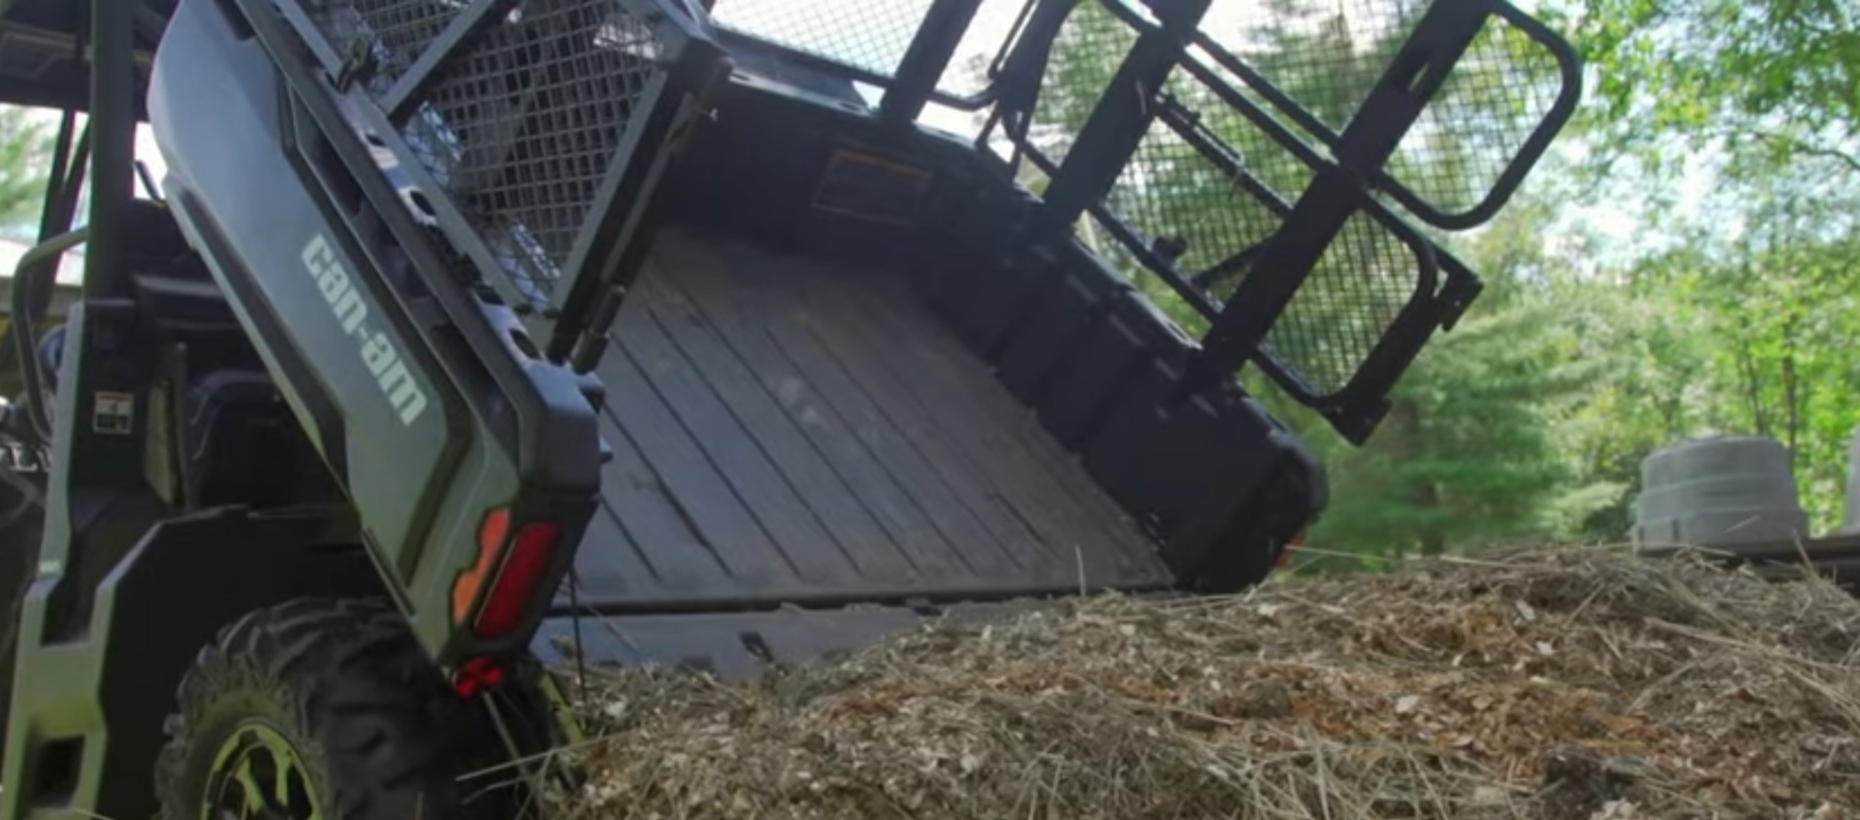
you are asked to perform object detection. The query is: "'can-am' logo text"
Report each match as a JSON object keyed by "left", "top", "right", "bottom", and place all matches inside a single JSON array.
[{"left": 302, "top": 235, "right": 428, "bottom": 426}]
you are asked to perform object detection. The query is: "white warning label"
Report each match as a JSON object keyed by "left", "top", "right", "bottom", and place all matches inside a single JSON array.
[{"left": 93, "top": 391, "right": 135, "bottom": 435}]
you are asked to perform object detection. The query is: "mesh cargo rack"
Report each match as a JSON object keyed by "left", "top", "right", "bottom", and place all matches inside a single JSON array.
[
  {"left": 269, "top": 0, "right": 729, "bottom": 366},
  {"left": 982, "top": 0, "right": 1578, "bottom": 440}
]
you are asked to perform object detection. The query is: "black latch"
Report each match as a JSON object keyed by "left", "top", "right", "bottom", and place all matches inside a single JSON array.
[{"left": 331, "top": 37, "right": 380, "bottom": 91}]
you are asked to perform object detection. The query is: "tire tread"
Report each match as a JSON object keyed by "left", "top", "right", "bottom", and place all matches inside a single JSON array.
[{"left": 154, "top": 597, "right": 507, "bottom": 820}]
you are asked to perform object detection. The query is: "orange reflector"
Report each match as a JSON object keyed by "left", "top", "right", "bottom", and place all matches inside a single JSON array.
[
  {"left": 1276, "top": 527, "right": 1308, "bottom": 568},
  {"left": 451, "top": 508, "right": 511, "bottom": 623},
  {"left": 471, "top": 520, "right": 563, "bottom": 640}
]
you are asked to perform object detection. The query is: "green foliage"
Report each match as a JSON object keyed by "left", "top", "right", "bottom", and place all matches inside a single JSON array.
[
  {"left": 1554, "top": 0, "right": 1858, "bottom": 184},
  {"left": 1014, "top": 0, "right": 1859, "bottom": 565},
  {"left": 1637, "top": 201, "right": 1860, "bottom": 526},
  {"left": 1311, "top": 299, "right": 1588, "bottom": 557},
  {"left": 0, "top": 107, "right": 50, "bottom": 234}
]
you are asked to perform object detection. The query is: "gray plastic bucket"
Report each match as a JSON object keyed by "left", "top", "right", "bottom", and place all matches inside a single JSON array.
[{"left": 1632, "top": 435, "right": 1809, "bottom": 548}]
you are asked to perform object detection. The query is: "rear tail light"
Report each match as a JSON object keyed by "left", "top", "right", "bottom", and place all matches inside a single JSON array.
[
  {"left": 473, "top": 519, "right": 562, "bottom": 639},
  {"left": 1276, "top": 527, "right": 1308, "bottom": 568},
  {"left": 451, "top": 509, "right": 563, "bottom": 641},
  {"left": 450, "top": 655, "right": 507, "bottom": 697}
]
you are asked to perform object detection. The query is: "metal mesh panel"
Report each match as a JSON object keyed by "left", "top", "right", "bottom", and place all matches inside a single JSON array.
[
  {"left": 1385, "top": 14, "right": 1564, "bottom": 216},
  {"left": 1098, "top": 76, "right": 1424, "bottom": 397},
  {"left": 936, "top": 0, "right": 1032, "bottom": 98},
  {"left": 1263, "top": 213, "right": 1421, "bottom": 395},
  {"left": 1024, "top": 0, "right": 1140, "bottom": 164},
  {"left": 374, "top": 0, "right": 662, "bottom": 298},
  {"left": 1197, "top": 0, "right": 1400, "bottom": 129},
  {"left": 710, "top": 0, "right": 932, "bottom": 78},
  {"left": 1197, "top": 0, "right": 1565, "bottom": 221},
  {"left": 1103, "top": 125, "right": 1287, "bottom": 297},
  {"left": 308, "top": 0, "right": 457, "bottom": 96},
  {"left": 1173, "top": 42, "right": 1328, "bottom": 184}
]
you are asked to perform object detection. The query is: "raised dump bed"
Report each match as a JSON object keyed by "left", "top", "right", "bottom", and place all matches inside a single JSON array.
[
  {"left": 224, "top": 0, "right": 1576, "bottom": 669},
  {"left": 532, "top": 0, "right": 1581, "bottom": 666}
]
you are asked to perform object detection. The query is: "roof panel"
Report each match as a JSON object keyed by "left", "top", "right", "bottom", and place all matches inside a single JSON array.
[
  {"left": 0, "top": 0, "right": 170, "bottom": 113},
  {"left": 0, "top": 0, "right": 174, "bottom": 47}
]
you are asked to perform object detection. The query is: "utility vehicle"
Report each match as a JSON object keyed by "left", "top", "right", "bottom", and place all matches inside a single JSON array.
[{"left": 0, "top": 0, "right": 1576, "bottom": 816}]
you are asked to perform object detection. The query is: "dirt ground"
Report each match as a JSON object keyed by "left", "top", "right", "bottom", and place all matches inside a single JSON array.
[{"left": 535, "top": 547, "right": 1859, "bottom": 819}]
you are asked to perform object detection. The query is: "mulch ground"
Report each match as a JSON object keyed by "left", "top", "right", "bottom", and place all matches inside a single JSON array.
[{"left": 530, "top": 547, "right": 1859, "bottom": 820}]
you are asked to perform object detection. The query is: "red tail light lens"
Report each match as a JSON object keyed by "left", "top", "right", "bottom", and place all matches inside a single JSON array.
[
  {"left": 450, "top": 655, "right": 507, "bottom": 698},
  {"left": 471, "top": 519, "right": 563, "bottom": 640}
]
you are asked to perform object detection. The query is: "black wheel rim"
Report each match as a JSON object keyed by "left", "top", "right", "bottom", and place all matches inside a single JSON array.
[{"left": 202, "top": 722, "right": 322, "bottom": 820}]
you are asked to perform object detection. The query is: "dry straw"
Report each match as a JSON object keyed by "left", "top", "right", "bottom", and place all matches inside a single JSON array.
[{"left": 526, "top": 547, "right": 1859, "bottom": 820}]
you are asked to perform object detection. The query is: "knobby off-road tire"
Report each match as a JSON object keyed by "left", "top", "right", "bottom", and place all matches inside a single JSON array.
[{"left": 154, "top": 598, "right": 513, "bottom": 820}]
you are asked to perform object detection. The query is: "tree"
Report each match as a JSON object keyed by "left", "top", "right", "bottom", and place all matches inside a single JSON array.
[
  {"left": 1555, "top": 0, "right": 1858, "bottom": 186},
  {"left": 1312, "top": 299, "right": 1588, "bottom": 555},
  {"left": 0, "top": 106, "right": 50, "bottom": 237}
]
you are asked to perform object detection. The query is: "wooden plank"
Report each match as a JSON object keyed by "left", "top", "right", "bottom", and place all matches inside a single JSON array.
[
  {"left": 671, "top": 237, "right": 1028, "bottom": 578},
  {"left": 779, "top": 259, "right": 1087, "bottom": 574},
  {"left": 587, "top": 410, "right": 732, "bottom": 594},
  {"left": 566, "top": 503, "right": 655, "bottom": 602},
  {"left": 636, "top": 273, "right": 920, "bottom": 585},
  {"left": 647, "top": 250, "right": 987, "bottom": 582},
  {"left": 612, "top": 287, "right": 862, "bottom": 587},
  {"left": 874, "top": 263, "right": 1151, "bottom": 531},
  {"left": 714, "top": 247, "right": 1060, "bottom": 575},
  {"left": 600, "top": 342, "right": 801, "bottom": 587},
  {"left": 840, "top": 259, "right": 1127, "bottom": 502},
  {"left": 821, "top": 261, "right": 1162, "bottom": 570}
]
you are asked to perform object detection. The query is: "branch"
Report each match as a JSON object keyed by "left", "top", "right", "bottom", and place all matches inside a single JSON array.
[{"left": 1745, "top": 129, "right": 1860, "bottom": 175}]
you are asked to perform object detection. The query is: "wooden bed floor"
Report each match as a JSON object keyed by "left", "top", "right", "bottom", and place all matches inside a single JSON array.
[{"left": 566, "top": 229, "right": 1173, "bottom": 610}]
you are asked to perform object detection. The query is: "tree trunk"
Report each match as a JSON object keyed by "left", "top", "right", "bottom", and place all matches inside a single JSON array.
[
  {"left": 1737, "top": 349, "right": 1769, "bottom": 436},
  {"left": 1782, "top": 312, "right": 1799, "bottom": 462},
  {"left": 1385, "top": 398, "right": 1445, "bottom": 555},
  {"left": 1419, "top": 477, "right": 1446, "bottom": 556}
]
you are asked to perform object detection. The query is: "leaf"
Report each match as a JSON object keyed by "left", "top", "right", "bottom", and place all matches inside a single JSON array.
[{"left": 1516, "top": 600, "right": 1539, "bottom": 622}]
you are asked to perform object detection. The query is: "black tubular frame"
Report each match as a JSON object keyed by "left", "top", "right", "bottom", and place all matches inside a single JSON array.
[
  {"left": 1154, "top": 99, "right": 1449, "bottom": 419},
  {"left": 879, "top": 0, "right": 987, "bottom": 125},
  {"left": 1182, "top": 0, "right": 1494, "bottom": 425},
  {"left": 1035, "top": 0, "right": 1212, "bottom": 234},
  {"left": 2, "top": 0, "right": 133, "bottom": 449},
  {"left": 1183, "top": 0, "right": 1581, "bottom": 230},
  {"left": 269, "top": 0, "right": 730, "bottom": 368},
  {"left": 87, "top": 0, "right": 136, "bottom": 300},
  {"left": 376, "top": 0, "right": 521, "bottom": 121},
  {"left": 958, "top": 0, "right": 1574, "bottom": 440}
]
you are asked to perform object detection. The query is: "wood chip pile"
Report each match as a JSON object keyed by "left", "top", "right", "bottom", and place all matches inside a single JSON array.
[{"left": 539, "top": 548, "right": 1859, "bottom": 819}]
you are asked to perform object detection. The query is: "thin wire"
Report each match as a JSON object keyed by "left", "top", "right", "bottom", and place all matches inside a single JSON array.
[{"left": 566, "top": 566, "right": 588, "bottom": 699}]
